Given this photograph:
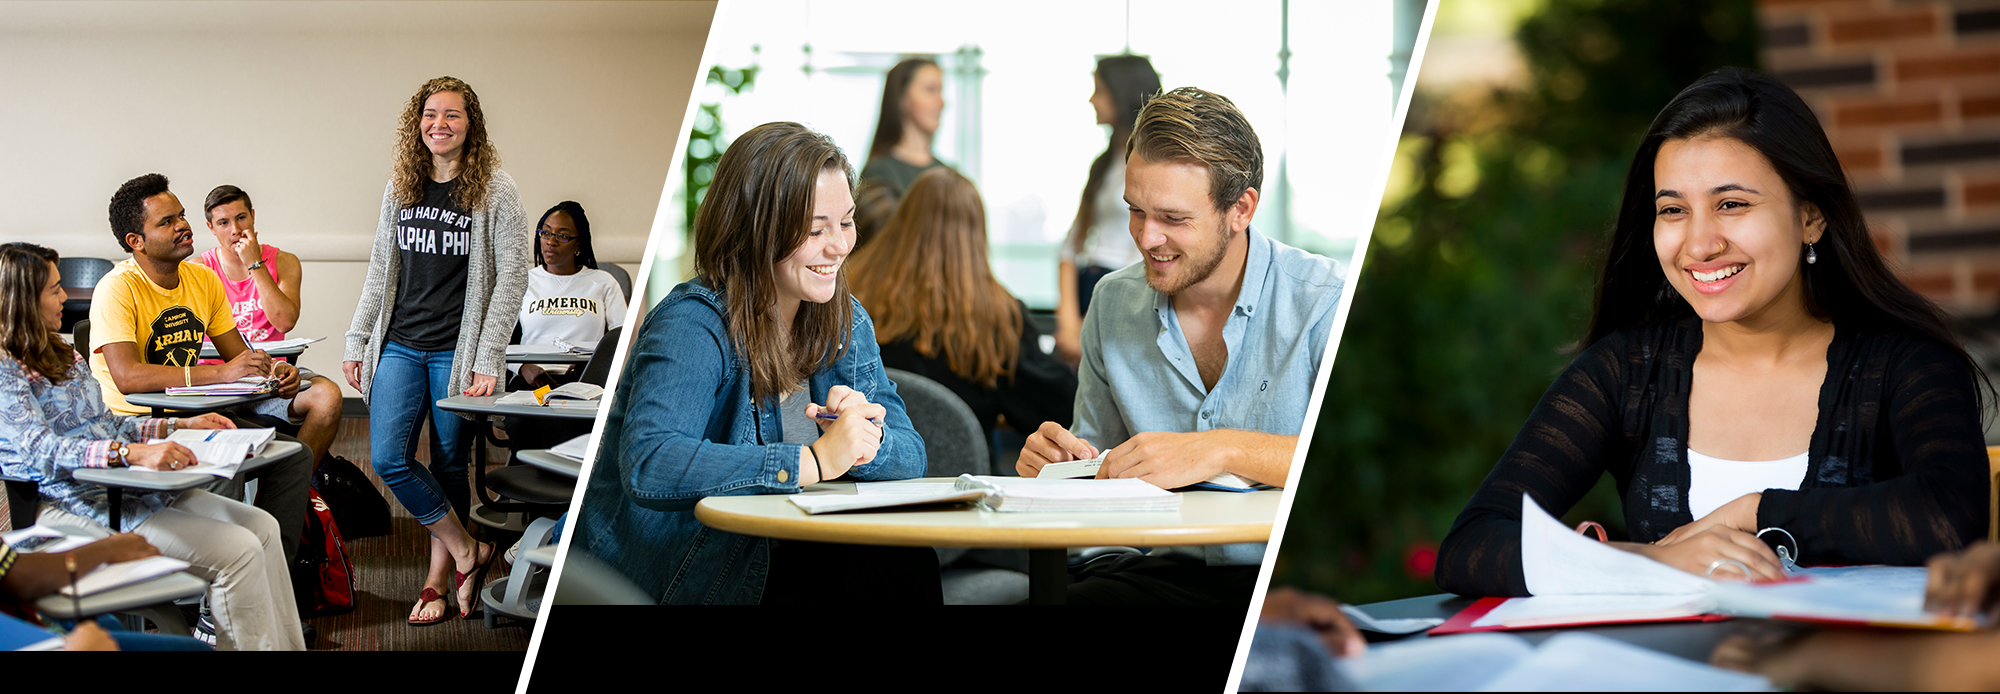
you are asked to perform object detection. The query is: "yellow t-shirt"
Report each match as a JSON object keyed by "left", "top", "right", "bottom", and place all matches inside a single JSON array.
[{"left": 88, "top": 260, "right": 234, "bottom": 416}]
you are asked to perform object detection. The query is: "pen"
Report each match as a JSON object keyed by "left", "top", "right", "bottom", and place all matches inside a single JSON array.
[{"left": 814, "top": 412, "right": 883, "bottom": 426}]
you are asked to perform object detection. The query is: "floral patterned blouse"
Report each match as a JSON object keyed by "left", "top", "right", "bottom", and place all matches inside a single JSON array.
[{"left": 0, "top": 351, "right": 177, "bottom": 530}]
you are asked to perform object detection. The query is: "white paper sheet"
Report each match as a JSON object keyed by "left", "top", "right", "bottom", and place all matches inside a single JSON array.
[
  {"left": 1475, "top": 632, "right": 1772, "bottom": 692},
  {"left": 1520, "top": 493, "right": 1713, "bottom": 596},
  {"left": 57, "top": 556, "right": 192, "bottom": 597}
]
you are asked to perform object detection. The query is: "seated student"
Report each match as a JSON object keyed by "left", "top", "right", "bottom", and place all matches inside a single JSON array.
[
  {"left": 0, "top": 242, "right": 303, "bottom": 650},
  {"left": 197, "top": 184, "right": 343, "bottom": 466},
  {"left": 503, "top": 200, "right": 628, "bottom": 453},
  {"left": 575, "top": 121, "right": 936, "bottom": 605},
  {"left": 511, "top": 200, "right": 628, "bottom": 391},
  {"left": 1433, "top": 69, "right": 1988, "bottom": 598},
  {"left": 88, "top": 174, "right": 315, "bottom": 567},
  {"left": 0, "top": 534, "right": 210, "bottom": 651},
  {"left": 847, "top": 167, "right": 1077, "bottom": 444},
  {"left": 1016, "top": 87, "right": 1346, "bottom": 604},
  {"left": 1711, "top": 541, "right": 2000, "bottom": 689}
]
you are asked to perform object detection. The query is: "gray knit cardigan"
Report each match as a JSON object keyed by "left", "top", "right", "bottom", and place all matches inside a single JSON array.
[{"left": 343, "top": 169, "right": 531, "bottom": 410}]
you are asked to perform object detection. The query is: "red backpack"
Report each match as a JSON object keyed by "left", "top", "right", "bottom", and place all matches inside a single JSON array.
[{"left": 292, "top": 488, "right": 357, "bottom": 616}]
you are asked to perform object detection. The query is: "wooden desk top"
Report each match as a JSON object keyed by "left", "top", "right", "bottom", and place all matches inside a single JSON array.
[{"left": 695, "top": 478, "right": 1280, "bottom": 549}]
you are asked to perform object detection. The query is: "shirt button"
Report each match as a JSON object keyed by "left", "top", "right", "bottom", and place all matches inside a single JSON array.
[
  {"left": 777, "top": 469, "right": 790, "bottom": 483},
  {"left": 1201, "top": 411, "right": 1210, "bottom": 420}
]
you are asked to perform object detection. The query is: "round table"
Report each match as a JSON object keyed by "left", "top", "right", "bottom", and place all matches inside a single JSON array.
[{"left": 695, "top": 478, "right": 1280, "bottom": 604}]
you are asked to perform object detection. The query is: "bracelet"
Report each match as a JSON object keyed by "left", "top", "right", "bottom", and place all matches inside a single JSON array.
[
  {"left": 183, "top": 363, "right": 192, "bottom": 388},
  {"left": 247, "top": 259, "right": 265, "bottom": 271},
  {"left": 806, "top": 444, "right": 826, "bottom": 482}
]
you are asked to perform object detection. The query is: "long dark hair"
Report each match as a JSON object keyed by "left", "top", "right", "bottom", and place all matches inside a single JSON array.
[
  {"left": 867, "top": 57, "right": 939, "bottom": 163},
  {"left": 1588, "top": 68, "right": 1982, "bottom": 393},
  {"left": 1066, "top": 55, "right": 1161, "bottom": 257},
  {"left": 0, "top": 243, "right": 75, "bottom": 382},
  {"left": 693, "top": 122, "right": 856, "bottom": 405},
  {"left": 535, "top": 200, "right": 597, "bottom": 270}
]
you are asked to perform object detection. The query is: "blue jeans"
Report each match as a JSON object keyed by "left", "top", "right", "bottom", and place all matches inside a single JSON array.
[{"left": 369, "top": 341, "right": 473, "bottom": 525}]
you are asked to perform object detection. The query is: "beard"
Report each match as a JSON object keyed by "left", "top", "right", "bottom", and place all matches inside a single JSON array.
[{"left": 1143, "top": 219, "right": 1235, "bottom": 295}]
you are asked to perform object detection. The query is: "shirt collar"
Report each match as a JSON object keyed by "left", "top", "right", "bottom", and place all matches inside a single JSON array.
[{"left": 1151, "top": 224, "right": 1271, "bottom": 324}]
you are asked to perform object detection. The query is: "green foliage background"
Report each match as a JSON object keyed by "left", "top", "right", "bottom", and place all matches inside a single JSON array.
[{"left": 1273, "top": 0, "right": 1760, "bottom": 605}]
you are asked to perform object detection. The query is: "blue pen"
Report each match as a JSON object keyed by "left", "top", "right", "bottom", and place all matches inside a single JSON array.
[{"left": 814, "top": 412, "right": 883, "bottom": 426}]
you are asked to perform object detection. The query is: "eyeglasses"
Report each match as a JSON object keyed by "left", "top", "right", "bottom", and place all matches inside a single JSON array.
[{"left": 537, "top": 229, "right": 577, "bottom": 243}]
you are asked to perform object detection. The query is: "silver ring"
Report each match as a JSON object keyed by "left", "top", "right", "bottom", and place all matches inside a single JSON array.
[{"left": 1707, "top": 559, "right": 1750, "bottom": 579}]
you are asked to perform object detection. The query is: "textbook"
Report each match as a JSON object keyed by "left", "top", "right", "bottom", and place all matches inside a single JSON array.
[
  {"left": 56, "top": 555, "right": 191, "bottom": 597},
  {"left": 496, "top": 382, "right": 604, "bottom": 408},
  {"left": 147, "top": 427, "right": 279, "bottom": 476},
  {"left": 1430, "top": 494, "right": 1977, "bottom": 635},
  {"left": 787, "top": 475, "right": 1183, "bottom": 514}
]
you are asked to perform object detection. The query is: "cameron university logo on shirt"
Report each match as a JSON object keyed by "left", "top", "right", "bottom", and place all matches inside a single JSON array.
[
  {"left": 397, "top": 204, "right": 473, "bottom": 255},
  {"left": 146, "top": 306, "right": 204, "bottom": 367},
  {"left": 526, "top": 296, "right": 600, "bottom": 317}
]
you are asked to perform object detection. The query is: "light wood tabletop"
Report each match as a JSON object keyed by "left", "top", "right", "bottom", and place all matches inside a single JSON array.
[{"left": 694, "top": 478, "right": 1280, "bottom": 549}]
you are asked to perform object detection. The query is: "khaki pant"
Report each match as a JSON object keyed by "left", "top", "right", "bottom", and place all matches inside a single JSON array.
[{"left": 43, "top": 489, "right": 304, "bottom": 651}]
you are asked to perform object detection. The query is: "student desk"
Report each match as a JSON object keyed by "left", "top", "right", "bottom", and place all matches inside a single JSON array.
[
  {"left": 504, "top": 351, "right": 592, "bottom": 365},
  {"left": 72, "top": 440, "right": 302, "bottom": 532},
  {"left": 1347, "top": 593, "right": 1741, "bottom": 663},
  {"left": 435, "top": 394, "right": 601, "bottom": 421},
  {"left": 122, "top": 379, "right": 311, "bottom": 417},
  {"left": 516, "top": 449, "right": 582, "bottom": 479},
  {"left": 694, "top": 479, "right": 1280, "bottom": 604}
]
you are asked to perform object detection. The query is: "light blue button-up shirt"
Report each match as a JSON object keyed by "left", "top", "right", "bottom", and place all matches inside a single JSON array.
[{"left": 1074, "top": 226, "right": 1344, "bottom": 566}]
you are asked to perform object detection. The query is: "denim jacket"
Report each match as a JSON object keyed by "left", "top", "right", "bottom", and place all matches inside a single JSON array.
[{"left": 575, "top": 279, "right": 927, "bottom": 604}]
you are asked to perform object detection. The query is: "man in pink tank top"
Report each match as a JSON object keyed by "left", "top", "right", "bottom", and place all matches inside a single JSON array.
[{"left": 200, "top": 185, "right": 343, "bottom": 468}]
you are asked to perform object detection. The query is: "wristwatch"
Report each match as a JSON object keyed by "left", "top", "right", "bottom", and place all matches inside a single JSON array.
[{"left": 109, "top": 443, "right": 130, "bottom": 468}]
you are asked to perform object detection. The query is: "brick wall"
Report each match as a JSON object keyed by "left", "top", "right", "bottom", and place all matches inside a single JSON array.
[{"left": 1761, "top": 0, "right": 2000, "bottom": 313}]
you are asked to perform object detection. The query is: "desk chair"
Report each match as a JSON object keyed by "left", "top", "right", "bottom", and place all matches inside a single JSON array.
[
  {"left": 71, "top": 319, "right": 91, "bottom": 363},
  {"left": 58, "top": 258, "right": 113, "bottom": 333},
  {"left": 0, "top": 475, "right": 204, "bottom": 635},
  {"left": 883, "top": 368, "right": 1028, "bottom": 603},
  {"left": 601, "top": 264, "right": 633, "bottom": 302}
]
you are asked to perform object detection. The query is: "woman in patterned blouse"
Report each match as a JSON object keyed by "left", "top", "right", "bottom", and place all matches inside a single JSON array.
[{"left": 0, "top": 243, "right": 303, "bottom": 650}]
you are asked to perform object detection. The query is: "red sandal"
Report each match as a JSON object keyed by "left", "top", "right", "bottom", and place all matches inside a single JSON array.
[
  {"left": 408, "top": 587, "right": 451, "bottom": 626},
  {"left": 453, "top": 541, "right": 498, "bottom": 618}
]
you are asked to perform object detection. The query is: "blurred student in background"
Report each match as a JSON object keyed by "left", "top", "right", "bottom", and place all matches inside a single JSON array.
[
  {"left": 860, "top": 57, "right": 950, "bottom": 199},
  {"left": 577, "top": 121, "right": 935, "bottom": 605},
  {"left": 849, "top": 167, "right": 1077, "bottom": 443},
  {"left": 1054, "top": 55, "right": 1162, "bottom": 366}
]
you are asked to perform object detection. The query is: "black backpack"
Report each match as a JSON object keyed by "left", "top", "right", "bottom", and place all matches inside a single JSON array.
[{"left": 312, "top": 455, "right": 393, "bottom": 538}]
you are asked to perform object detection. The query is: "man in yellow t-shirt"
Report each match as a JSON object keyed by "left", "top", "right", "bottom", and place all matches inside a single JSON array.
[{"left": 88, "top": 173, "right": 312, "bottom": 569}]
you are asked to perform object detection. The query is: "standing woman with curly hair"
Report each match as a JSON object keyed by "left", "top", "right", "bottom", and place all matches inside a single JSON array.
[{"left": 342, "top": 76, "right": 530, "bottom": 626}]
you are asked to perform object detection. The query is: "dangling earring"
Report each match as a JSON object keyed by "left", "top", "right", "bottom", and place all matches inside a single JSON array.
[{"left": 1806, "top": 241, "right": 1818, "bottom": 265}]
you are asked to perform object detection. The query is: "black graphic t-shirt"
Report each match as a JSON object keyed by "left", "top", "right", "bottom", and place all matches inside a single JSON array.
[
  {"left": 387, "top": 178, "right": 473, "bottom": 351},
  {"left": 147, "top": 306, "right": 205, "bottom": 367}
]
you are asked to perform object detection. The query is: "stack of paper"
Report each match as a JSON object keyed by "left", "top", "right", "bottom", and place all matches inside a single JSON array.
[
  {"left": 789, "top": 482, "right": 981, "bottom": 514},
  {"left": 1341, "top": 631, "right": 1771, "bottom": 691},
  {"left": 955, "top": 475, "right": 1181, "bottom": 512},
  {"left": 1434, "top": 494, "right": 1975, "bottom": 633},
  {"left": 550, "top": 435, "right": 592, "bottom": 462},
  {"left": 0, "top": 526, "right": 93, "bottom": 555},
  {"left": 505, "top": 339, "right": 597, "bottom": 356},
  {"left": 164, "top": 376, "right": 272, "bottom": 396},
  {"left": 56, "top": 555, "right": 191, "bottom": 597},
  {"left": 147, "top": 427, "right": 277, "bottom": 477},
  {"left": 554, "top": 337, "right": 597, "bottom": 354}
]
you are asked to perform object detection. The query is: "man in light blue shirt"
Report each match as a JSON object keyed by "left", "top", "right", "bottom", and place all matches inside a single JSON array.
[{"left": 1019, "top": 87, "right": 1344, "bottom": 604}]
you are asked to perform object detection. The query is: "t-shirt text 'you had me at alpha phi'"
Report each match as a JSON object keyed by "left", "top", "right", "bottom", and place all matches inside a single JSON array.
[{"left": 388, "top": 178, "right": 474, "bottom": 351}]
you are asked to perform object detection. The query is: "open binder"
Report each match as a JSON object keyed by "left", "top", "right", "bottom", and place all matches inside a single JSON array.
[{"left": 1431, "top": 494, "right": 1978, "bottom": 635}]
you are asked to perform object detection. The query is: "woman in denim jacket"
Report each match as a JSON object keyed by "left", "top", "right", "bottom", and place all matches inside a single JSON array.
[{"left": 575, "top": 122, "right": 935, "bottom": 604}]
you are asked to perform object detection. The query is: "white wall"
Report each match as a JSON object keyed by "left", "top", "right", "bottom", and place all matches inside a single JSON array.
[{"left": 0, "top": 0, "right": 712, "bottom": 394}]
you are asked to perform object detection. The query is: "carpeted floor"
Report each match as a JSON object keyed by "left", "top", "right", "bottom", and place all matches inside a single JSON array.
[{"left": 1, "top": 416, "right": 543, "bottom": 652}]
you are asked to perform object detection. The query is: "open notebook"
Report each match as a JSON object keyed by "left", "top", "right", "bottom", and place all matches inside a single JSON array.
[
  {"left": 787, "top": 475, "right": 1181, "bottom": 514},
  {"left": 146, "top": 427, "right": 280, "bottom": 477},
  {"left": 1431, "top": 493, "right": 1977, "bottom": 634}
]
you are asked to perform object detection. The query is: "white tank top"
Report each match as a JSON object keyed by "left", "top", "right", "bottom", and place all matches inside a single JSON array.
[{"left": 1686, "top": 448, "right": 1809, "bottom": 521}]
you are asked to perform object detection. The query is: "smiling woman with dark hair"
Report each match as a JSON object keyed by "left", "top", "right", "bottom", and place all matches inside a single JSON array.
[
  {"left": 1434, "top": 68, "right": 1990, "bottom": 597},
  {"left": 576, "top": 121, "right": 934, "bottom": 605}
]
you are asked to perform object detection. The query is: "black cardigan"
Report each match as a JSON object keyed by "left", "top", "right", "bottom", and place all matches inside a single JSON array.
[
  {"left": 1436, "top": 315, "right": 1989, "bottom": 597},
  {"left": 876, "top": 303, "right": 1077, "bottom": 442}
]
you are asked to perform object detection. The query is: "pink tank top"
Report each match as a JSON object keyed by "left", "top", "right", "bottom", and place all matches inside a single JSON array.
[{"left": 199, "top": 244, "right": 285, "bottom": 343}]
